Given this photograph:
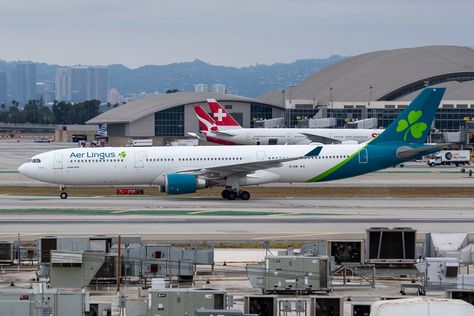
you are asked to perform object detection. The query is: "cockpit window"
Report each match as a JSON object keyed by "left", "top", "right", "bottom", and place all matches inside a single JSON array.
[{"left": 30, "top": 159, "right": 41, "bottom": 163}]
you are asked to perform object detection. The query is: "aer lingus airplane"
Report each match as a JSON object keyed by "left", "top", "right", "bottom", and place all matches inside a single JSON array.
[
  {"left": 19, "top": 88, "right": 444, "bottom": 200},
  {"left": 192, "top": 99, "right": 384, "bottom": 145}
]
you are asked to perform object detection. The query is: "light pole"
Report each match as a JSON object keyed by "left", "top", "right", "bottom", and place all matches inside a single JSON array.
[
  {"left": 288, "top": 84, "right": 295, "bottom": 104},
  {"left": 329, "top": 85, "right": 333, "bottom": 106},
  {"left": 368, "top": 83, "right": 373, "bottom": 106}
]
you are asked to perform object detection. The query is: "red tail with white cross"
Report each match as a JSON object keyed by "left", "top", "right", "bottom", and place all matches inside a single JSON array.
[{"left": 207, "top": 99, "right": 241, "bottom": 127}]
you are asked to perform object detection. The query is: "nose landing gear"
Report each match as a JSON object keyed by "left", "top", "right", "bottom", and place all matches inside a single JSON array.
[{"left": 59, "top": 185, "right": 68, "bottom": 199}]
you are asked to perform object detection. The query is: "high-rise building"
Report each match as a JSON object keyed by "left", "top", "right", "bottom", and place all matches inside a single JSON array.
[
  {"left": 36, "top": 81, "right": 55, "bottom": 104},
  {"left": 70, "top": 66, "right": 88, "bottom": 102},
  {"left": 87, "top": 67, "right": 108, "bottom": 102},
  {"left": 0, "top": 71, "right": 7, "bottom": 103},
  {"left": 14, "top": 63, "right": 37, "bottom": 104},
  {"left": 195, "top": 84, "right": 208, "bottom": 93},
  {"left": 212, "top": 84, "right": 226, "bottom": 94},
  {"left": 55, "top": 68, "right": 70, "bottom": 102},
  {"left": 55, "top": 66, "right": 108, "bottom": 103}
]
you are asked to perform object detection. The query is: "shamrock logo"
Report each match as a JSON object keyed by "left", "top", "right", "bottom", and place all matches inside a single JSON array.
[
  {"left": 396, "top": 110, "right": 427, "bottom": 141},
  {"left": 118, "top": 151, "right": 127, "bottom": 158}
]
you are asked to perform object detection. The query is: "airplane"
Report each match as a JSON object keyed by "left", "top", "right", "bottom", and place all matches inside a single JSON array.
[
  {"left": 192, "top": 99, "right": 385, "bottom": 145},
  {"left": 19, "top": 88, "right": 444, "bottom": 201}
]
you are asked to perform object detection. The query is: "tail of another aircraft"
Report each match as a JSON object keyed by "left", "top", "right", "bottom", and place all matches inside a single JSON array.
[
  {"left": 308, "top": 88, "right": 445, "bottom": 183},
  {"left": 207, "top": 99, "right": 242, "bottom": 128},
  {"left": 194, "top": 105, "right": 217, "bottom": 132},
  {"left": 371, "top": 88, "right": 445, "bottom": 144}
]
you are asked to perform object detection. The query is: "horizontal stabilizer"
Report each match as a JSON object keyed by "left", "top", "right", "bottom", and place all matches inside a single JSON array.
[
  {"left": 215, "top": 130, "right": 236, "bottom": 137},
  {"left": 187, "top": 132, "right": 204, "bottom": 140},
  {"left": 396, "top": 144, "right": 444, "bottom": 159}
]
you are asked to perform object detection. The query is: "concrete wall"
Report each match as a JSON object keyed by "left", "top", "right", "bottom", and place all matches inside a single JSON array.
[{"left": 127, "top": 115, "right": 155, "bottom": 137}]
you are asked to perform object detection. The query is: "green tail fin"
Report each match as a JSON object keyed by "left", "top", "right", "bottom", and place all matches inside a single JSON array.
[{"left": 371, "top": 88, "right": 445, "bottom": 144}]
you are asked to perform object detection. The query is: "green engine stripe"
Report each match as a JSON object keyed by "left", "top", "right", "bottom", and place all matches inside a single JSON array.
[{"left": 307, "top": 141, "right": 371, "bottom": 182}]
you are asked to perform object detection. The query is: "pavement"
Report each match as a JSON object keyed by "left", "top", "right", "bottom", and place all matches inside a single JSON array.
[{"left": 0, "top": 195, "right": 473, "bottom": 241}]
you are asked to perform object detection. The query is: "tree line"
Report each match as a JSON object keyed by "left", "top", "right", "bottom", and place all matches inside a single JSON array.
[{"left": 0, "top": 99, "right": 102, "bottom": 124}]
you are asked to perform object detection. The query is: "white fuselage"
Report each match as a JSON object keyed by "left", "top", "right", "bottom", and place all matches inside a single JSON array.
[
  {"left": 19, "top": 144, "right": 362, "bottom": 186},
  {"left": 206, "top": 127, "right": 383, "bottom": 145}
]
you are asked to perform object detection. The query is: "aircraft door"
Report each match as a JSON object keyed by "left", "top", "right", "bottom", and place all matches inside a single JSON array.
[
  {"left": 53, "top": 153, "right": 63, "bottom": 169},
  {"left": 358, "top": 149, "right": 368, "bottom": 163},
  {"left": 134, "top": 152, "right": 145, "bottom": 168}
]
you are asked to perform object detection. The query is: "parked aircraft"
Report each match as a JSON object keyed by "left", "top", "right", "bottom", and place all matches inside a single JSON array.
[
  {"left": 19, "top": 88, "right": 444, "bottom": 200},
  {"left": 193, "top": 99, "right": 384, "bottom": 145}
]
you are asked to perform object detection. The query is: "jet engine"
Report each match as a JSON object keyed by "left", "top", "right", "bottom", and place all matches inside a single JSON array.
[{"left": 164, "top": 174, "right": 207, "bottom": 194}]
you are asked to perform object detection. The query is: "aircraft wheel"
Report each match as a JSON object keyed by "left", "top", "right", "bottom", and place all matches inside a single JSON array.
[
  {"left": 240, "top": 191, "right": 250, "bottom": 200},
  {"left": 60, "top": 192, "right": 68, "bottom": 199},
  {"left": 227, "top": 190, "right": 237, "bottom": 200}
]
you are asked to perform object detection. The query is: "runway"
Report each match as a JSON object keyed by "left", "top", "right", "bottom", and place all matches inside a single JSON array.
[
  {"left": 2, "top": 141, "right": 474, "bottom": 241},
  {"left": 1, "top": 195, "right": 473, "bottom": 241}
]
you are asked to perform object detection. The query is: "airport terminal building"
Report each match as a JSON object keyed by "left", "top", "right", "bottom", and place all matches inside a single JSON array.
[
  {"left": 87, "top": 92, "right": 284, "bottom": 145},
  {"left": 88, "top": 45, "right": 474, "bottom": 147}
]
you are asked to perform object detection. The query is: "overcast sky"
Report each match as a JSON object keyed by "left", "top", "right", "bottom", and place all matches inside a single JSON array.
[{"left": 0, "top": 0, "right": 472, "bottom": 68}]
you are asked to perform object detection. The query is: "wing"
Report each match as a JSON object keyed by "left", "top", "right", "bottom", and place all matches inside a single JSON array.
[
  {"left": 168, "top": 146, "right": 323, "bottom": 179},
  {"left": 299, "top": 132, "right": 341, "bottom": 144}
]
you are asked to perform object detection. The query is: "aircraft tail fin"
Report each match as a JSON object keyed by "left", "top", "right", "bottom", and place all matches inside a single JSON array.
[
  {"left": 194, "top": 105, "right": 217, "bottom": 132},
  {"left": 207, "top": 99, "right": 241, "bottom": 127},
  {"left": 371, "top": 88, "right": 445, "bottom": 144}
]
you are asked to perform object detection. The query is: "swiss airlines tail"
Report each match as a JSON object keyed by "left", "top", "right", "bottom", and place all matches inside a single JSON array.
[
  {"left": 193, "top": 105, "right": 217, "bottom": 132},
  {"left": 207, "top": 99, "right": 241, "bottom": 128}
]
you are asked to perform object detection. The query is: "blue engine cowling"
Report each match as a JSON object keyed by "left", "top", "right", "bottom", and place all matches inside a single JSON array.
[{"left": 165, "top": 174, "right": 207, "bottom": 194}]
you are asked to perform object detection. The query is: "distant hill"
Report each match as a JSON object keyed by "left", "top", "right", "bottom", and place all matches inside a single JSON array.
[
  {"left": 0, "top": 56, "right": 345, "bottom": 98},
  {"left": 108, "top": 57, "right": 345, "bottom": 97}
]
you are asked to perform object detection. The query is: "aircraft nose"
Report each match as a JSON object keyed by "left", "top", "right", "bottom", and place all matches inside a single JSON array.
[{"left": 18, "top": 163, "right": 31, "bottom": 176}]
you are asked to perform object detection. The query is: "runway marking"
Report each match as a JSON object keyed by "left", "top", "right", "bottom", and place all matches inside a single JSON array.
[
  {"left": 189, "top": 210, "right": 220, "bottom": 215},
  {"left": 0, "top": 207, "right": 346, "bottom": 217}
]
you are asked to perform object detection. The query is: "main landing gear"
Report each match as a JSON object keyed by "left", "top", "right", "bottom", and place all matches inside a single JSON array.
[
  {"left": 222, "top": 175, "right": 250, "bottom": 200},
  {"left": 221, "top": 188, "right": 250, "bottom": 200},
  {"left": 59, "top": 185, "right": 68, "bottom": 199}
]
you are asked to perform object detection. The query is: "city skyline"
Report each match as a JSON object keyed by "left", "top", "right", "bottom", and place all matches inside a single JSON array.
[{"left": 0, "top": 0, "right": 473, "bottom": 68}]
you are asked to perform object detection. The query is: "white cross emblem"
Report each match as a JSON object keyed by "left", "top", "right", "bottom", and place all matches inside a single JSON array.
[{"left": 213, "top": 108, "right": 227, "bottom": 122}]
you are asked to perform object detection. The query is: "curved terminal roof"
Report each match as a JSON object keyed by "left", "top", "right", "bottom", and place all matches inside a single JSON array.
[
  {"left": 87, "top": 92, "right": 280, "bottom": 124},
  {"left": 395, "top": 80, "right": 474, "bottom": 101},
  {"left": 258, "top": 45, "right": 474, "bottom": 105}
]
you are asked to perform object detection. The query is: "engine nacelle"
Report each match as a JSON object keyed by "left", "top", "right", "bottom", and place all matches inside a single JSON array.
[{"left": 165, "top": 174, "right": 207, "bottom": 194}]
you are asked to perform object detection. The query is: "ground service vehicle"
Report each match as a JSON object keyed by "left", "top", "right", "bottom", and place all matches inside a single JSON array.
[{"left": 428, "top": 150, "right": 470, "bottom": 167}]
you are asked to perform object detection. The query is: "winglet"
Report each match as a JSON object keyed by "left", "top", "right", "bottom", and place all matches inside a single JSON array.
[{"left": 305, "top": 146, "right": 323, "bottom": 157}]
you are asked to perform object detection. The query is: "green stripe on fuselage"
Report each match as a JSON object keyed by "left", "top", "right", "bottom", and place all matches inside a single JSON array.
[{"left": 307, "top": 141, "right": 371, "bottom": 182}]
